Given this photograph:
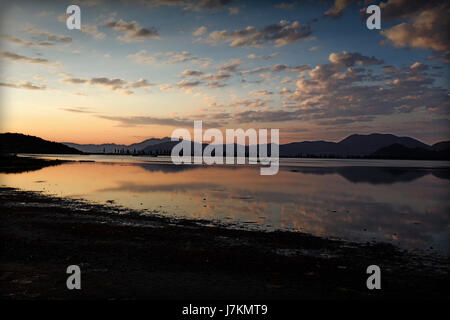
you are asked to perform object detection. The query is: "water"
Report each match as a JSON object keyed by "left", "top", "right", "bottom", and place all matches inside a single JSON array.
[{"left": 1, "top": 155, "right": 449, "bottom": 253}]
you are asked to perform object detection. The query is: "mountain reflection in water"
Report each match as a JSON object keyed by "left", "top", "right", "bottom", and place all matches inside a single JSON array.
[{"left": 1, "top": 158, "right": 449, "bottom": 253}]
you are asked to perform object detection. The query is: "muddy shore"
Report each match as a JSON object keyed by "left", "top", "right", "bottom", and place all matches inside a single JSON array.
[{"left": 0, "top": 185, "right": 448, "bottom": 300}]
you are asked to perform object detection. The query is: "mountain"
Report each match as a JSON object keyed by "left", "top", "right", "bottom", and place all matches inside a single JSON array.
[
  {"left": 431, "top": 141, "right": 450, "bottom": 152},
  {"left": 58, "top": 132, "right": 449, "bottom": 159},
  {"left": 280, "top": 141, "right": 340, "bottom": 157},
  {"left": 63, "top": 137, "right": 171, "bottom": 153},
  {"left": 279, "top": 133, "right": 430, "bottom": 157},
  {"left": 371, "top": 143, "right": 450, "bottom": 160},
  {"left": 0, "top": 133, "right": 82, "bottom": 154},
  {"left": 337, "top": 133, "right": 429, "bottom": 154},
  {"left": 143, "top": 140, "right": 207, "bottom": 155},
  {"left": 128, "top": 138, "right": 171, "bottom": 151},
  {"left": 143, "top": 140, "right": 184, "bottom": 154},
  {"left": 130, "top": 133, "right": 435, "bottom": 157}
]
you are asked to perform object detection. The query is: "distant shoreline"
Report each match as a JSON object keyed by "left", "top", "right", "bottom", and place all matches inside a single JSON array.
[
  {"left": 11, "top": 152, "right": 450, "bottom": 162},
  {"left": 2, "top": 133, "right": 449, "bottom": 161},
  {"left": 0, "top": 154, "right": 72, "bottom": 174}
]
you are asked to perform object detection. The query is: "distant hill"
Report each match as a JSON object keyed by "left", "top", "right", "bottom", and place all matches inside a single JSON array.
[
  {"left": 279, "top": 133, "right": 429, "bottom": 157},
  {"left": 431, "top": 141, "right": 450, "bottom": 152},
  {"left": 57, "top": 132, "right": 450, "bottom": 159},
  {"left": 371, "top": 143, "right": 450, "bottom": 160},
  {"left": 337, "top": 133, "right": 429, "bottom": 154},
  {"left": 0, "top": 133, "right": 82, "bottom": 154},
  {"left": 143, "top": 140, "right": 185, "bottom": 154},
  {"left": 63, "top": 137, "right": 171, "bottom": 153}
]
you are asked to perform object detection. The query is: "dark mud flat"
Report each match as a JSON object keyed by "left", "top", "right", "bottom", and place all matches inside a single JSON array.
[{"left": 0, "top": 187, "right": 448, "bottom": 300}]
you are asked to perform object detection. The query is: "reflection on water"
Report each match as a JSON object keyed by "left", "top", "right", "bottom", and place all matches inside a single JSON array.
[{"left": 1, "top": 157, "right": 449, "bottom": 253}]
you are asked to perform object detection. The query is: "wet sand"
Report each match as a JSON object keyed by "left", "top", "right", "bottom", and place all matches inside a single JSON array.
[{"left": 0, "top": 186, "right": 448, "bottom": 300}]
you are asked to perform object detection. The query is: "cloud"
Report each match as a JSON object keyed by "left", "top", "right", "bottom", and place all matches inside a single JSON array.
[
  {"left": 250, "top": 90, "right": 273, "bottom": 96},
  {"left": 216, "top": 58, "right": 242, "bottom": 73},
  {"left": 193, "top": 26, "right": 207, "bottom": 36},
  {"left": 378, "top": 0, "right": 446, "bottom": 20},
  {"left": 227, "top": 109, "right": 300, "bottom": 123},
  {"left": 176, "top": 79, "right": 202, "bottom": 89},
  {"left": 240, "top": 63, "right": 310, "bottom": 75},
  {"left": 163, "top": 51, "right": 211, "bottom": 66},
  {"left": 272, "top": 64, "right": 311, "bottom": 72},
  {"left": 228, "top": 7, "right": 240, "bottom": 15},
  {"left": 62, "top": 77, "right": 88, "bottom": 84},
  {"left": 240, "top": 66, "right": 270, "bottom": 75},
  {"left": 228, "top": 98, "right": 271, "bottom": 109},
  {"left": 0, "top": 51, "right": 60, "bottom": 66},
  {"left": 380, "top": 2, "right": 450, "bottom": 54},
  {"left": 81, "top": 24, "right": 106, "bottom": 40},
  {"left": 199, "top": 72, "right": 232, "bottom": 88},
  {"left": 315, "top": 116, "right": 375, "bottom": 126},
  {"left": 1, "top": 33, "right": 64, "bottom": 48},
  {"left": 59, "top": 107, "right": 93, "bottom": 113},
  {"left": 103, "top": 18, "right": 159, "bottom": 42},
  {"left": 427, "top": 52, "right": 450, "bottom": 64},
  {"left": 205, "top": 20, "right": 312, "bottom": 48},
  {"left": 127, "top": 50, "right": 211, "bottom": 68},
  {"left": 96, "top": 114, "right": 194, "bottom": 127},
  {"left": 201, "top": 73, "right": 231, "bottom": 81},
  {"left": 1, "top": 35, "right": 34, "bottom": 47},
  {"left": 127, "top": 50, "right": 156, "bottom": 64},
  {"left": 24, "top": 27, "right": 72, "bottom": 44},
  {"left": 0, "top": 81, "right": 46, "bottom": 90},
  {"left": 283, "top": 52, "right": 448, "bottom": 124},
  {"left": 328, "top": 51, "right": 383, "bottom": 67},
  {"left": 59, "top": 72, "right": 154, "bottom": 93},
  {"left": 164, "top": 51, "right": 195, "bottom": 63},
  {"left": 73, "top": 0, "right": 104, "bottom": 6},
  {"left": 159, "top": 84, "right": 173, "bottom": 91},
  {"left": 247, "top": 53, "right": 278, "bottom": 60},
  {"left": 275, "top": 2, "right": 296, "bottom": 9},
  {"left": 181, "top": 70, "right": 204, "bottom": 77},
  {"left": 130, "top": 78, "right": 155, "bottom": 88},
  {"left": 176, "top": 65, "right": 237, "bottom": 89},
  {"left": 125, "top": 0, "right": 232, "bottom": 12},
  {"left": 324, "top": 0, "right": 356, "bottom": 18},
  {"left": 89, "top": 77, "right": 128, "bottom": 90},
  {"left": 409, "top": 62, "right": 428, "bottom": 72}
]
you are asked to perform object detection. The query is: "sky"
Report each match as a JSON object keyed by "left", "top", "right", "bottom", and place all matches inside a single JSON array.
[{"left": 0, "top": 0, "right": 449, "bottom": 145}]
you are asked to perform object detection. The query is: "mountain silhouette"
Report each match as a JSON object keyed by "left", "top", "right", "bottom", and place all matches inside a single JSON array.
[
  {"left": 279, "top": 133, "right": 429, "bottom": 157},
  {"left": 42, "top": 132, "right": 450, "bottom": 159},
  {"left": 63, "top": 137, "right": 171, "bottom": 153},
  {"left": 371, "top": 143, "right": 450, "bottom": 160},
  {"left": 0, "top": 133, "right": 82, "bottom": 154},
  {"left": 431, "top": 141, "right": 450, "bottom": 152}
]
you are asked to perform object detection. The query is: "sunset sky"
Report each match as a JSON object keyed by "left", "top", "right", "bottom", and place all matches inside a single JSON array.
[{"left": 0, "top": 0, "right": 448, "bottom": 145}]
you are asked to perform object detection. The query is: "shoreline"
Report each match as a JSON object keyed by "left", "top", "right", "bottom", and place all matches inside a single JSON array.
[
  {"left": 0, "top": 155, "right": 73, "bottom": 174},
  {"left": 1, "top": 187, "right": 448, "bottom": 299}
]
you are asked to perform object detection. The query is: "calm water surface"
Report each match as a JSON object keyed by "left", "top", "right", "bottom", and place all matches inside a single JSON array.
[{"left": 1, "top": 155, "right": 449, "bottom": 253}]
